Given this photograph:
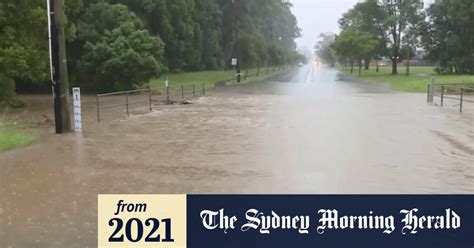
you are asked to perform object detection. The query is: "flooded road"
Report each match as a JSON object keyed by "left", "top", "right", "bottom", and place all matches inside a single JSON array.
[{"left": 1, "top": 66, "right": 473, "bottom": 247}]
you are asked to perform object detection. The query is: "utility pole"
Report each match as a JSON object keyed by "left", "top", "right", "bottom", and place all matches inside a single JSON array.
[{"left": 47, "top": 0, "right": 71, "bottom": 134}]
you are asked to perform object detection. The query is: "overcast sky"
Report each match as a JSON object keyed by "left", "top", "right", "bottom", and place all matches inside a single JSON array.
[{"left": 290, "top": 0, "right": 360, "bottom": 51}]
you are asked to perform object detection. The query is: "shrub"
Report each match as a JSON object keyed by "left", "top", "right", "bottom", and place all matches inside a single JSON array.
[{"left": 0, "top": 73, "right": 15, "bottom": 105}]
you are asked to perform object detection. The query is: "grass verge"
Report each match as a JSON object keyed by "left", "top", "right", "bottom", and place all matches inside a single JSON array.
[
  {"left": 0, "top": 129, "right": 35, "bottom": 152},
  {"left": 337, "top": 66, "right": 474, "bottom": 92}
]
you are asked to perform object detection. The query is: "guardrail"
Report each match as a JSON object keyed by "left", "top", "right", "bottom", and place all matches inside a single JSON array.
[
  {"left": 96, "top": 83, "right": 205, "bottom": 122},
  {"left": 427, "top": 82, "right": 474, "bottom": 112}
]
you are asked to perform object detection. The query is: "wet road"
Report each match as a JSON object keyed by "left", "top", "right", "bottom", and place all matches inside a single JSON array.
[{"left": 1, "top": 66, "right": 473, "bottom": 247}]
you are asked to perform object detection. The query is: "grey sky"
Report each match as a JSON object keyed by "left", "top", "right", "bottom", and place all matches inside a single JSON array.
[{"left": 291, "top": 0, "right": 359, "bottom": 51}]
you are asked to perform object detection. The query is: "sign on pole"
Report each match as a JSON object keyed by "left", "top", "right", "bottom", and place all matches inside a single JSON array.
[
  {"left": 73, "top": 87, "right": 82, "bottom": 132},
  {"left": 231, "top": 58, "right": 238, "bottom": 66}
]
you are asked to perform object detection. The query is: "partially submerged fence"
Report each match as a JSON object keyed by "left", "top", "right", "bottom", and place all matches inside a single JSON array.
[
  {"left": 427, "top": 81, "right": 474, "bottom": 112},
  {"left": 96, "top": 83, "right": 205, "bottom": 122}
]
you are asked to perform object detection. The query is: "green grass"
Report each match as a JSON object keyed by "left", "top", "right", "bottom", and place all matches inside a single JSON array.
[
  {"left": 0, "top": 129, "right": 35, "bottom": 152},
  {"left": 149, "top": 68, "right": 285, "bottom": 90},
  {"left": 0, "top": 117, "right": 36, "bottom": 151},
  {"left": 338, "top": 66, "right": 474, "bottom": 92}
]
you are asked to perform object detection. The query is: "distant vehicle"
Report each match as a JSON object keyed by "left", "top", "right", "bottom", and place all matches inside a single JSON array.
[
  {"left": 298, "top": 62, "right": 304, "bottom": 67},
  {"left": 314, "top": 60, "right": 322, "bottom": 67}
]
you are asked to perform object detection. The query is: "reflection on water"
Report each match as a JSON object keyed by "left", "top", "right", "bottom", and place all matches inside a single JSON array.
[{"left": 1, "top": 66, "right": 473, "bottom": 247}]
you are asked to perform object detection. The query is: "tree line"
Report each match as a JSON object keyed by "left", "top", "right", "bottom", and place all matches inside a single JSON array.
[
  {"left": 0, "top": 0, "right": 303, "bottom": 105},
  {"left": 315, "top": 0, "right": 474, "bottom": 77}
]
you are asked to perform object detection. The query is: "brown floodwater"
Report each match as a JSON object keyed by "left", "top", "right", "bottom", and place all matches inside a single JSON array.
[{"left": 1, "top": 66, "right": 473, "bottom": 247}]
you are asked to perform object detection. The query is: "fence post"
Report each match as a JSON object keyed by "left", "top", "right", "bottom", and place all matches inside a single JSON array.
[
  {"left": 202, "top": 83, "right": 205, "bottom": 96},
  {"left": 440, "top": 85, "right": 444, "bottom": 107},
  {"left": 429, "top": 77, "right": 435, "bottom": 103},
  {"left": 96, "top": 95, "right": 101, "bottom": 123},
  {"left": 181, "top": 85, "right": 184, "bottom": 99},
  {"left": 427, "top": 84, "right": 430, "bottom": 103},
  {"left": 460, "top": 88, "right": 464, "bottom": 113},
  {"left": 149, "top": 88, "right": 152, "bottom": 111},
  {"left": 126, "top": 92, "right": 129, "bottom": 117},
  {"left": 166, "top": 85, "right": 170, "bottom": 104},
  {"left": 193, "top": 83, "right": 196, "bottom": 97}
]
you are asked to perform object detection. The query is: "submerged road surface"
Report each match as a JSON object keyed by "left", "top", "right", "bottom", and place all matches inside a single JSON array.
[{"left": 1, "top": 65, "right": 473, "bottom": 247}]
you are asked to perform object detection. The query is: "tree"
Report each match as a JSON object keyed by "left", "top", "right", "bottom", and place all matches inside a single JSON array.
[
  {"left": 220, "top": 0, "right": 301, "bottom": 70},
  {"left": 165, "top": 0, "right": 199, "bottom": 71},
  {"left": 333, "top": 32, "right": 356, "bottom": 74},
  {"left": 195, "top": 0, "right": 224, "bottom": 70},
  {"left": 400, "top": 28, "right": 418, "bottom": 76},
  {"left": 1, "top": 0, "right": 304, "bottom": 97},
  {"left": 267, "top": 42, "right": 282, "bottom": 71},
  {"left": 339, "top": 0, "right": 424, "bottom": 75},
  {"left": 339, "top": 0, "right": 384, "bottom": 70},
  {"left": 254, "top": 34, "right": 268, "bottom": 76},
  {"left": 333, "top": 31, "right": 378, "bottom": 76},
  {"left": 0, "top": 0, "right": 49, "bottom": 104},
  {"left": 76, "top": 3, "right": 166, "bottom": 92},
  {"left": 314, "top": 33, "right": 336, "bottom": 67},
  {"left": 238, "top": 33, "right": 257, "bottom": 78},
  {"left": 422, "top": 0, "right": 474, "bottom": 74},
  {"left": 399, "top": 45, "right": 415, "bottom": 76},
  {"left": 378, "top": 0, "right": 424, "bottom": 75},
  {"left": 0, "top": 73, "right": 15, "bottom": 106}
]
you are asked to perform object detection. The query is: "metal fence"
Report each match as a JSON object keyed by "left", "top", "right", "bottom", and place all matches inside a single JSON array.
[
  {"left": 96, "top": 83, "right": 205, "bottom": 122},
  {"left": 427, "top": 83, "right": 474, "bottom": 112}
]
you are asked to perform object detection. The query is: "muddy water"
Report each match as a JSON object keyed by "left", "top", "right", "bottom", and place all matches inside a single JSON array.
[{"left": 1, "top": 66, "right": 473, "bottom": 247}]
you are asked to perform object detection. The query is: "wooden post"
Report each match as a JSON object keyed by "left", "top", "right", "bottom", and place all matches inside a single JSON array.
[
  {"left": 96, "top": 95, "right": 100, "bottom": 123},
  {"left": 149, "top": 88, "right": 152, "bottom": 111},
  {"left": 429, "top": 77, "right": 436, "bottom": 103},
  {"left": 440, "top": 85, "right": 444, "bottom": 107},
  {"left": 427, "top": 84, "right": 430, "bottom": 103},
  {"left": 126, "top": 92, "right": 129, "bottom": 117}
]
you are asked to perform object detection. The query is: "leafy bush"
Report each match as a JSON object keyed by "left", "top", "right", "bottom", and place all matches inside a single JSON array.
[
  {"left": 76, "top": 3, "right": 166, "bottom": 93},
  {"left": 0, "top": 73, "right": 15, "bottom": 106},
  {"left": 434, "top": 67, "right": 443, "bottom": 75},
  {"left": 7, "top": 97, "right": 27, "bottom": 108},
  {"left": 0, "top": 73, "right": 27, "bottom": 108}
]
